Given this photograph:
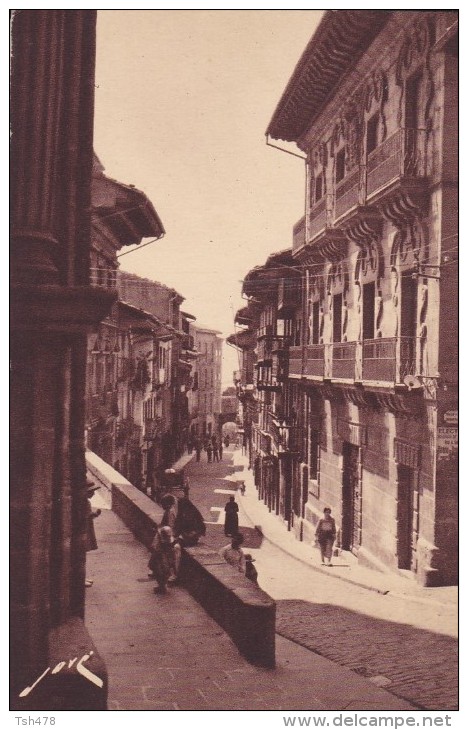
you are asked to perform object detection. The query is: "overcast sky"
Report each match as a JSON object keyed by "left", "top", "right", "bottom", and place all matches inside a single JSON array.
[{"left": 94, "top": 9, "right": 323, "bottom": 386}]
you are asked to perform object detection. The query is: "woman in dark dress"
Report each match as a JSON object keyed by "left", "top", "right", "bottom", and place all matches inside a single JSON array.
[{"left": 224, "top": 495, "right": 239, "bottom": 537}]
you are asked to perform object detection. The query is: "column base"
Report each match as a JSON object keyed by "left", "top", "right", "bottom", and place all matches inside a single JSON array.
[{"left": 11, "top": 617, "right": 108, "bottom": 711}]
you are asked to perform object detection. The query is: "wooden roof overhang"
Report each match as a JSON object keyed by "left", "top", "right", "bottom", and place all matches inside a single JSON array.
[{"left": 266, "top": 10, "right": 391, "bottom": 143}]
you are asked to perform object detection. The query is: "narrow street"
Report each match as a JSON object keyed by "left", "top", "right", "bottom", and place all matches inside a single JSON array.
[{"left": 185, "top": 447, "right": 458, "bottom": 711}]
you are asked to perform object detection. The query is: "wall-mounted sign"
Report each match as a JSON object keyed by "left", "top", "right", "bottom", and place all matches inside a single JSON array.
[
  {"left": 443, "top": 410, "right": 458, "bottom": 426},
  {"left": 437, "top": 427, "right": 458, "bottom": 460}
]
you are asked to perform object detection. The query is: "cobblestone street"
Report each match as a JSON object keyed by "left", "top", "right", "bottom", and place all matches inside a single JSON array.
[{"left": 185, "top": 448, "right": 458, "bottom": 711}]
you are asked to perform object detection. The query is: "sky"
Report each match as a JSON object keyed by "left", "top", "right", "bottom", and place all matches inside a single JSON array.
[{"left": 94, "top": 10, "right": 323, "bottom": 387}]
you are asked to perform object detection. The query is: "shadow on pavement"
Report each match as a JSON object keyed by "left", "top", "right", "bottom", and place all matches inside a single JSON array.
[
  {"left": 202, "top": 523, "right": 264, "bottom": 551},
  {"left": 275, "top": 598, "right": 458, "bottom": 712}
]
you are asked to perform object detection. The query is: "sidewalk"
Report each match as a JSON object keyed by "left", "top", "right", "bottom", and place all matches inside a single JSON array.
[
  {"left": 230, "top": 450, "right": 457, "bottom": 609},
  {"left": 85, "top": 506, "right": 415, "bottom": 711}
]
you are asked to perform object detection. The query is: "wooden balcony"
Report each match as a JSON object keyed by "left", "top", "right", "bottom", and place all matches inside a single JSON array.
[
  {"left": 329, "top": 342, "right": 357, "bottom": 380},
  {"left": 303, "top": 344, "right": 324, "bottom": 379},
  {"left": 362, "top": 337, "right": 417, "bottom": 384}
]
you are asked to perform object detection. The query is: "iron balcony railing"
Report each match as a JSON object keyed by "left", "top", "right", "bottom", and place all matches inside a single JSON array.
[
  {"left": 257, "top": 337, "right": 273, "bottom": 364},
  {"left": 292, "top": 216, "right": 306, "bottom": 253},
  {"left": 257, "top": 323, "right": 275, "bottom": 339},
  {"left": 271, "top": 350, "right": 288, "bottom": 382},
  {"left": 269, "top": 416, "right": 301, "bottom": 454},
  {"left": 303, "top": 344, "right": 325, "bottom": 378},
  {"left": 288, "top": 345, "right": 303, "bottom": 377},
  {"left": 366, "top": 128, "right": 427, "bottom": 199},
  {"left": 328, "top": 342, "right": 357, "bottom": 380},
  {"left": 90, "top": 268, "right": 117, "bottom": 288},
  {"left": 335, "top": 166, "right": 361, "bottom": 222},
  {"left": 362, "top": 337, "right": 417, "bottom": 383}
]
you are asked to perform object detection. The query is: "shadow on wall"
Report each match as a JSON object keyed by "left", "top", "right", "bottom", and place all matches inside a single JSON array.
[{"left": 275, "top": 598, "right": 458, "bottom": 712}]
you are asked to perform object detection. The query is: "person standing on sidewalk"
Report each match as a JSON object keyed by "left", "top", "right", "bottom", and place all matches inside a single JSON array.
[
  {"left": 315, "top": 507, "right": 336, "bottom": 566},
  {"left": 206, "top": 441, "right": 213, "bottom": 463},
  {"left": 195, "top": 439, "right": 202, "bottom": 462},
  {"left": 224, "top": 495, "right": 239, "bottom": 537}
]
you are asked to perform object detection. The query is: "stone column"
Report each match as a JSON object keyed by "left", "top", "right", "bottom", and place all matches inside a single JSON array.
[{"left": 10, "top": 10, "right": 114, "bottom": 708}]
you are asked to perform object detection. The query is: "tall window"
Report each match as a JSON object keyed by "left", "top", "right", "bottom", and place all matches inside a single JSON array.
[
  {"left": 366, "top": 113, "right": 379, "bottom": 155},
  {"left": 312, "top": 301, "right": 320, "bottom": 345},
  {"left": 336, "top": 148, "right": 346, "bottom": 183},
  {"left": 315, "top": 173, "right": 323, "bottom": 202},
  {"left": 363, "top": 281, "right": 375, "bottom": 340},
  {"left": 333, "top": 293, "right": 342, "bottom": 343},
  {"left": 309, "top": 429, "right": 320, "bottom": 482}
]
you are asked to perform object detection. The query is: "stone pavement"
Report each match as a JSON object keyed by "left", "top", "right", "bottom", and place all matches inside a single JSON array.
[
  {"left": 85, "top": 507, "right": 414, "bottom": 711},
  {"left": 184, "top": 447, "right": 458, "bottom": 711},
  {"left": 231, "top": 449, "right": 458, "bottom": 608}
]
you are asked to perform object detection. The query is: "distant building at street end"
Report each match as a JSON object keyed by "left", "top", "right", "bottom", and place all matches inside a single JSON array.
[
  {"left": 237, "top": 10, "right": 458, "bottom": 586},
  {"left": 190, "top": 326, "right": 223, "bottom": 440}
]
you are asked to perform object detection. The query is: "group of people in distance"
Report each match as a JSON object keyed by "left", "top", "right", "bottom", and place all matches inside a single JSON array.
[{"left": 192, "top": 434, "right": 231, "bottom": 463}]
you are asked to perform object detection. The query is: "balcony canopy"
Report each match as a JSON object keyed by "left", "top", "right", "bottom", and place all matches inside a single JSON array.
[
  {"left": 242, "top": 249, "right": 297, "bottom": 299},
  {"left": 266, "top": 10, "right": 391, "bottom": 142}
]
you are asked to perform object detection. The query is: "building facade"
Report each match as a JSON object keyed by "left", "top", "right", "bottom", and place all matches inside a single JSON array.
[
  {"left": 87, "top": 267, "right": 200, "bottom": 496},
  {"left": 236, "top": 10, "right": 458, "bottom": 586},
  {"left": 190, "top": 326, "right": 223, "bottom": 439}
]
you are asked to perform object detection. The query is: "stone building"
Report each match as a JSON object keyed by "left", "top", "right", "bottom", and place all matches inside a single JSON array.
[
  {"left": 116, "top": 273, "right": 199, "bottom": 470},
  {"left": 190, "top": 326, "right": 223, "bottom": 440},
  {"left": 86, "top": 159, "right": 165, "bottom": 472},
  {"left": 237, "top": 10, "right": 458, "bottom": 586}
]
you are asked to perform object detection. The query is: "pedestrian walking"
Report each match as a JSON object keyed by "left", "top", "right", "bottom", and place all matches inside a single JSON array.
[
  {"left": 219, "top": 442, "right": 223, "bottom": 461},
  {"left": 220, "top": 533, "right": 246, "bottom": 573},
  {"left": 224, "top": 435, "right": 230, "bottom": 448},
  {"left": 224, "top": 495, "right": 239, "bottom": 536},
  {"left": 315, "top": 507, "right": 337, "bottom": 566},
  {"left": 206, "top": 442, "right": 213, "bottom": 463},
  {"left": 212, "top": 437, "right": 219, "bottom": 462},
  {"left": 85, "top": 480, "right": 101, "bottom": 587},
  {"left": 244, "top": 554, "right": 258, "bottom": 585},
  {"left": 195, "top": 440, "right": 202, "bottom": 462}
]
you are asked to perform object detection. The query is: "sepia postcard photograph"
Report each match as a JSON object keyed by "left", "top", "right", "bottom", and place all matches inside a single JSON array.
[{"left": 9, "top": 6, "right": 459, "bottom": 724}]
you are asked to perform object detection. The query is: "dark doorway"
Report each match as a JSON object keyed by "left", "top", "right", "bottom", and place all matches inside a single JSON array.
[
  {"left": 397, "top": 464, "right": 418, "bottom": 570},
  {"left": 342, "top": 442, "right": 361, "bottom": 552}
]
